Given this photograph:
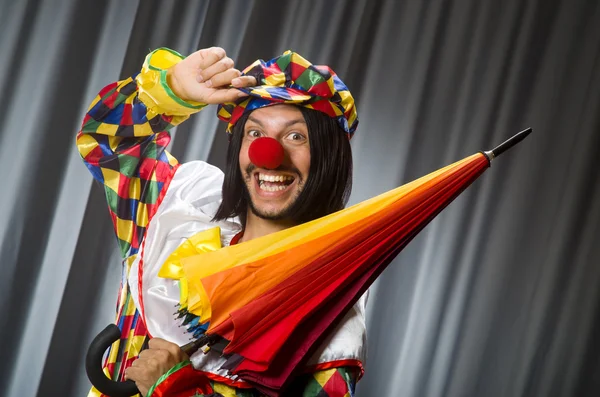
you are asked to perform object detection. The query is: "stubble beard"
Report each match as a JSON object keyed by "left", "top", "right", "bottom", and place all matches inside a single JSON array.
[{"left": 242, "top": 165, "right": 304, "bottom": 221}]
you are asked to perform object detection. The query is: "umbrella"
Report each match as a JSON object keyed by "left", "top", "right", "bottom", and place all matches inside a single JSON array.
[{"left": 87, "top": 128, "right": 531, "bottom": 396}]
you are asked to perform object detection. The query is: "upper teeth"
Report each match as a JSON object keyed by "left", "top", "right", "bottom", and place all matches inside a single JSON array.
[{"left": 259, "top": 173, "right": 294, "bottom": 182}]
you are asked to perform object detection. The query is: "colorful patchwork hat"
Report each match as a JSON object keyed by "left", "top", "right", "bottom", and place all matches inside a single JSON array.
[{"left": 217, "top": 50, "right": 358, "bottom": 138}]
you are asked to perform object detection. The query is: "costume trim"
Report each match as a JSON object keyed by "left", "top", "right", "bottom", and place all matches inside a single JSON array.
[
  {"left": 147, "top": 361, "right": 215, "bottom": 397},
  {"left": 146, "top": 360, "right": 191, "bottom": 396},
  {"left": 137, "top": 163, "right": 181, "bottom": 331},
  {"left": 229, "top": 231, "right": 244, "bottom": 246},
  {"left": 159, "top": 68, "right": 203, "bottom": 110},
  {"left": 305, "top": 359, "right": 365, "bottom": 380}
]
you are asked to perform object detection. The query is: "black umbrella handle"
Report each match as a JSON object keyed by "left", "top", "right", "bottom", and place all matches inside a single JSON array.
[
  {"left": 86, "top": 324, "right": 139, "bottom": 397},
  {"left": 86, "top": 324, "right": 220, "bottom": 397}
]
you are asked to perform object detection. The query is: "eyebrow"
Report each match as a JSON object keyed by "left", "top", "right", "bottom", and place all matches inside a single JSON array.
[{"left": 247, "top": 116, "right": 306, "bottom": 129}]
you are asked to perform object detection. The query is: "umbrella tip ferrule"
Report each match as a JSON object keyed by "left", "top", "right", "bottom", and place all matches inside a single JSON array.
[{"left": 489, "top": 127, "right": 532, "bottom": 159}]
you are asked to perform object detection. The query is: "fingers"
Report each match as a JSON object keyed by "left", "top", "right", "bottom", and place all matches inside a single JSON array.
[
  {"left": 204, "top": 69, "right": 257, "bottom": 91},
  {"left": 193, "top": 49, "right": 257, "bottom": 89},
  {"left": 173, "top": 47, "right": 258, "bottom": 104},
  {"left": 188, "top": 47, "right": 227, "bottom": 70},
  {"left": 124, "top": 365, "right": 149, "bottom": 382},
  {"left": 200, "top": 67, "right": 257, "bottom": 103},
  {"left": 232, "top": 75, "right": 257, "bottom": 88},
  {"left": 198, "top": 56, "right": 235, "bottom": 83},
  {"left": 131, "top": 356, "right": 159, "bottom": 369},
  {"left": 137, "top": 349, "right": 166, "bottom": 362},
  {"left": 204, "top": 68, "right": 241, "bottom": 88},
  {"left": 206, "top": 87, "right": 251, "bottom": 103},
  {"left": 123, "top": 367, "right": 150, "bottom": 396}
]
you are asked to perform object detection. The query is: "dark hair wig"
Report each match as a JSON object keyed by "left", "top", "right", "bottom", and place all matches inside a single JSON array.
[{"left": 212, "top": 106, "right": 353, "bottom": 226}]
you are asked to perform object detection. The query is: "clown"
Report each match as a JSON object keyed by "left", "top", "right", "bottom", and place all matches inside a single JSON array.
[{"left": 78, "top": 47, "right": 366, "bottom": 396}]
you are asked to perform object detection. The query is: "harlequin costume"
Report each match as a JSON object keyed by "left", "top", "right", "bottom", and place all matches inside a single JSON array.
[{"left": 78, "top": 48, "right": 366, "bottom": 397}]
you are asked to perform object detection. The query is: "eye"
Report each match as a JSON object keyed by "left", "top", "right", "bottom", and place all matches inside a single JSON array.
[
  {"left": 286, "top": 132, "right": 306, "bottom": 141},
  {"left": 247, "top": 130, "right": 262, "bottom": 138}
]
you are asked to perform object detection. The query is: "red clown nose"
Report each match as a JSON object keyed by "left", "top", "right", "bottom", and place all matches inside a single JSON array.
[{"left": 248, "top": 137, "right": 285, "bottom": 169}]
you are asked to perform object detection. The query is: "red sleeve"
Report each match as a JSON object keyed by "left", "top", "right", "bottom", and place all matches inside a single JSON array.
[{"left": 147, "top": 361, "right": 215, "bottom": 397}]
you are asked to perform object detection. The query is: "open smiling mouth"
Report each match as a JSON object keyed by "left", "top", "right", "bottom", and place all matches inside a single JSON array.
[{"left": 255, "top": 172, "right": 296, "bottom": 192}]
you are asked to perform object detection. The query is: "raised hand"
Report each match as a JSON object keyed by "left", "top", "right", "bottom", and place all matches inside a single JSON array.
[{"left": 167, "top": 47, "right": 257, "bottom": 104}]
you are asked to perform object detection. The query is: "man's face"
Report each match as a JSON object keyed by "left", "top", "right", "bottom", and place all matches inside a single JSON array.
[{"left": 239, "top": 105, "right": 311, "bottom": 221}]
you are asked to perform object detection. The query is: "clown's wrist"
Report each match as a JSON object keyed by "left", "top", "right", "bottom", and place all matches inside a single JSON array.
[
  {"left": 136, "top": 48, "right": 207, "bottom": 119},
  {"left": 166, "top": 67, "right": 189, "bottom": 102}
]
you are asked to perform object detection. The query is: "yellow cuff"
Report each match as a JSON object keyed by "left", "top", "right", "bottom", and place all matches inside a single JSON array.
[{"left": 136, "top": 48, "right": 207, "bottom": 119}]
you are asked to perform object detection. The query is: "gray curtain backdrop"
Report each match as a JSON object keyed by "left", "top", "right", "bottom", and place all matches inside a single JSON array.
[{"left": 0, "top": 0, "right": 598, "bottom": 396}]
